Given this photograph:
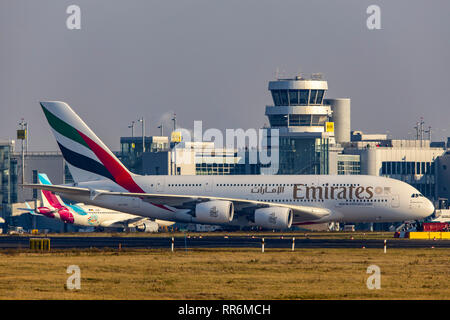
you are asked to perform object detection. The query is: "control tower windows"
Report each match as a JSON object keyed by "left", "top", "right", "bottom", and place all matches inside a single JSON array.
[
  {"left": 271, "top": 90, "right": 281, "bottom": 106},
  {"left": 270, "top": 89, "right": 325, "bottom": 106},
  {"left": 289, "top": 115, "right": 311, "bottom": 126},
  {"left": 309, "top": 90, "right": 317, "bottom": 104},
  {"left": 299, "top": 90, "right": 309, "bottom": 105},
  {"left": 311, "top": 115, "right": 328, "bottom": 126},
  {"left": 316, "top": 90, "right": 324, "bottom": 105},
  {"left": 289, "top": 90, "right": 299, "bottom": 105},
  {"left": 280, "top": 90, "right": 288, "bottom": 105},
  {"left": 268, "top": 115, "right": 288, "bottom": 127}
]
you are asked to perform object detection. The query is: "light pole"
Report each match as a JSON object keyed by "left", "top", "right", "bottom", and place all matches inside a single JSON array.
[
  {"left": 138, "top": 117, "right": 145, "bottom": 153},
  {"left": 18, "top": 119, "right": 27, "bottom": 185},
  {"left": 171, "top": 113, "right": 177, "bottom": 175},
  {"left": 25, "top": 122, "right": 28, "bottom": 153},
  {"left": 171, "top": 113, "right": 176, "bottom": 131},
  {"left": 128, "top": 121, "right": 135, "bottom": 138},
  {"left": 158, "top": 123, "right": 164, "bottom": 136}
]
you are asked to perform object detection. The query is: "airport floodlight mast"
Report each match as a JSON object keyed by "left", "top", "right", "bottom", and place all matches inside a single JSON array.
[
  {"left": 128, "top": 121, "right": 135, "bottom": 138},
  {"left": 414, "top": 118, "right": 431, "bottom": 147},
  {"left": 138, "top": 117, "right": 145, "bottom": 153},
  {"left": 172, "top": 113, "right": 176, "bottom": 131},
  {"left": 18, "top": 119, "right": 27, "bottom": 184},
  {"left": 171, "top": 113, "right": 177, "bottom": 175}
]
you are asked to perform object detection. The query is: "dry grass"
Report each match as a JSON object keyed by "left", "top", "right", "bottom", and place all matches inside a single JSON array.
[{"left": 0, "top": 248, "right": 448, "bottom": 300}]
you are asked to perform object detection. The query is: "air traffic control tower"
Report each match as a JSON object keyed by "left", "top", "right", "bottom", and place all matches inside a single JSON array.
[{"left": 265, "top": 74, "right": 351, "bottom": 174}]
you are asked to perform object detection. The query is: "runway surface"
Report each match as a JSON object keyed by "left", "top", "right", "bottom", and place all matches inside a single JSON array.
[{"left": 1, "top": 236, "right": 450, "bottom": 249}]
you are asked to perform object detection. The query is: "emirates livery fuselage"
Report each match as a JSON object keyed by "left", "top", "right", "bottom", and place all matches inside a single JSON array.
[
  {"left": 27, "top": 101, "right": 434, "bottom": 230},
  {"left": 64, "top": 174, "right": 434, "bottom": 227}
]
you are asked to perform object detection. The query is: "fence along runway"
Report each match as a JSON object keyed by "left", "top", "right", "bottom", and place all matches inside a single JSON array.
[{"left": 1, "top": 236, "right": 450, "bottom": 249}]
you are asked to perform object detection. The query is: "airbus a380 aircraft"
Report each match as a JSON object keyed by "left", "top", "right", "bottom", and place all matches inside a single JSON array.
[
  {"left": 23, "top": 101, "right": 434, "bottom": 230},
  {"left": 23, "top": 173, "right": 174, "bottom": 232}
]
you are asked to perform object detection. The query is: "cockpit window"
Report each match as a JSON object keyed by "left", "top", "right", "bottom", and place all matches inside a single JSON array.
[{"left": 411, "top": 193, "right": 424, "bottom": 198}]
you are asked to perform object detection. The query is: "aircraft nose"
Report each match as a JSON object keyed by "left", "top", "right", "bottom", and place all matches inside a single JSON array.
[{"left": 422, "top": 199, "right": 435, "bottom": 219}]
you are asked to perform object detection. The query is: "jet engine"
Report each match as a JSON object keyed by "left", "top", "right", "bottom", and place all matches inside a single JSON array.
[
  {"left": 57, "top": 207, "right": 74, "bottom": 224},
  {"left": 254, "top": 207, "right": 293, "bottom": 230},
  {"left": 135, "top": 220, "right": 159, "bottom": 233},
  {"left": 194, "top": 201, "right": 234, "bottom": 224},
  {"left": 36, "top": 207, "right": 55, "bottom": 218}
]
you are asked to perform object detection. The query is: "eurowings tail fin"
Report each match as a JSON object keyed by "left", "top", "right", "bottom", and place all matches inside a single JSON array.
[{"left": 38, "top": 173, "right": 65, "bottom": 209}]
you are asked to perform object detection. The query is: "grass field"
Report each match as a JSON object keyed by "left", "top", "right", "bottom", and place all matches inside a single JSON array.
[{"left": 0, "top": 247, "right": 448, "bottom": 300}]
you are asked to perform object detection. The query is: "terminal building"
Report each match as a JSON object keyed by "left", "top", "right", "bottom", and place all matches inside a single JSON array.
[
  {"left": 0, "top": 140, "right": 78, "bottom": 232},
  {"left": 342, "top": 132, "right": 448, "bottom": 202},
  {"left": 120, "top": 137, "right": 260, "bottom": 176}
]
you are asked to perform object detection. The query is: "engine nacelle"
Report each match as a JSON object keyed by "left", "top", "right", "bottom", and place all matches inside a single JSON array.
[
  {"left": 194, "top": 201, "right": 234, "bottom": 224},
  {"left": 135, "top": 220, "right": 159, "bottom": 233},
  {"left": 57, "top": 207, "right": 74, "bottom": 224},
  {"left": 254, "top": 207, "right": 293, "bottom": 230},
  {"left": 36, "top": 207, "right": 55, "bottom": 218}
]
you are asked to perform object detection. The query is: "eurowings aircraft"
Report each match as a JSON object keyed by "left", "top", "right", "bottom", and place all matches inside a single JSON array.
[
  {"left": 23, "top": 101, "right": 434, "bottom": 230},
  {"left": 22, "top": 173, "right": 174, "bottom": 232}
]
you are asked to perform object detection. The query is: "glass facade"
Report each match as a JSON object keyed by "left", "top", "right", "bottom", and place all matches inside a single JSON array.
[
  {"left": 121, "top": 139, "right": 169, "bottom": 156},
  {"left": 195, "top": 163, "right": 256, "bottom": 175},
  {"left": 381, "top": 161, "right": 436, "bottom": 199},
  {"left": 267, "top": 115, "right": 288, "bottom": 127},
  {"left": 269, "top": 114, "right": 328, "bottom": 127},
  {"left": 0, "top": 145, "right": 10, "bottom": 207},
  {"left": 271, "top": 89, "right": 325, "bottom": 106},
  {"left": 64, "top": 163, "right": 74, "bottom": 184},
  {"left": 337, "top": 155, "right": 361, "bottom": 175},
  {"left": 288, "top": 115, "right": 311, "bottom": 126},
  {"left": 0, "top": 143, "right": 16, "bottom": 223},
  {"left": 299, "top": 90, "right": 309, "bottom": 105},
  {"left": 309, "top": 90, "right": 317, "bottom": 104},
  {"left": 381, "top": 161, "right": 434, "bottom": 176},
  {"left": 277, "top": 137, "right": 329, "bottom": 174},
  {"left": 120, "top": 137, "right": 170, "bottom": 174}
]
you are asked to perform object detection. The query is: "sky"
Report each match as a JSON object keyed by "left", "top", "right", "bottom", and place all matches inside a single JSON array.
[{"left": 0, "top": 0, "right": 449, "bottom": 151}]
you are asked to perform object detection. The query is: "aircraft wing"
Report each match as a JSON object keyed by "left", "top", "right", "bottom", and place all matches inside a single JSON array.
[
  {"left": 16, "top": 202, "right": 41, "bottom": 216},
  {"left": 102, "top": 217, "right": 148, "bottom": 228},
  {"left": 21, "top": 184, "right": 91, "bottom": 196},
  {"left": 105, "top": 191, "right": 331, "bottom": 222},
  {"left": 22, "top": 184, "right": 331, "bottom": 222}
]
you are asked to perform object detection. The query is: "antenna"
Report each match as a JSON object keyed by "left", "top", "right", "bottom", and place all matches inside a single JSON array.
[
  {"left": 424, "top": 126, "right": 432, "bottom": 141},
  {"left": 171, "top": 113, "right": 176, "bottom": 131}
]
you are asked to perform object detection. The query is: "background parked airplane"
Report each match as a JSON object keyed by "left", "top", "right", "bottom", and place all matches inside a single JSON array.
[{"left": 21, "top": 173, "right": 175, "bottom": 232}]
